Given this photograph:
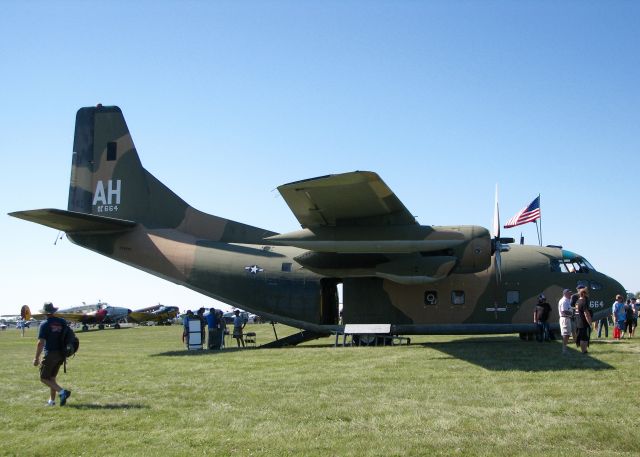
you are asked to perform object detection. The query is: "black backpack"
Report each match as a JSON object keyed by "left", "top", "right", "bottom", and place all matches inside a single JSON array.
[{"left": 60, "top": 323, "right": 79, "bottom": 372}]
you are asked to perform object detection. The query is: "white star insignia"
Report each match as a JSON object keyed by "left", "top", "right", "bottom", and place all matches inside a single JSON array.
[{"left": 244, "top": 265, "right": 264, "bottom": 274}]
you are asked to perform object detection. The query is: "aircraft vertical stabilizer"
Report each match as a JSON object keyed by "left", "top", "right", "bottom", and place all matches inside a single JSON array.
[{"left": 68, "top": 105, "right": 189, "bottom": 229}]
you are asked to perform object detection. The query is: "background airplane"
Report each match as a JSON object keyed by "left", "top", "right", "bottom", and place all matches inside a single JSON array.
[
  {"left": 9, "top": 105, "right": 625, "bottom": 345},
  {"left": 23, "top": 302, "right": 132, "bottom": 331},
  {"left": 128, "top": 304, "right": 179, "bottom": 325}
]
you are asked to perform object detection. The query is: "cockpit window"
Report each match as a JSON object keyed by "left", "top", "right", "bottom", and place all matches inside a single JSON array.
[
  {"left": 550, "top": 257, "right": 596, "bottom": 274},
  {"left": 582, "top": 258, "right": 595, "bottom": 271}
]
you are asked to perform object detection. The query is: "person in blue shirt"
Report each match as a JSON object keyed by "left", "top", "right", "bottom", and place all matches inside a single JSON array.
[
  {"left": 612, "top": 295, "right": 626, "bottom": 339},
  {"left": 33, "top": 302, "right": 71, "bottom": 406}
]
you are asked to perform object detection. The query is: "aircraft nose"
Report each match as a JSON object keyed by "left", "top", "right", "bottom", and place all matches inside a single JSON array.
[{"left": 603, "top": 275, "right": 626, "bottom": 301}]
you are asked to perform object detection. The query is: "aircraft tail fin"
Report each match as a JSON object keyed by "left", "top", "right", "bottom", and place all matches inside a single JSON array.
[
  {"left": 66, "top": 105, "right": 276, "bottom": 242},
  {"left": 68, "top": 105, "right": 188, "bottom": 229}
]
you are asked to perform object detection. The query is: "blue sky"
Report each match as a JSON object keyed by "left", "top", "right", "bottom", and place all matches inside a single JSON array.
[{"left": 1, "top": 1, "right": 638, "bottom": 316}]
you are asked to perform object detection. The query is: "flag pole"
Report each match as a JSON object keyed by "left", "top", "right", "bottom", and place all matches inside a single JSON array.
[
  {"left": 538, "top": 194, "right": 542, "bottom": 246},
  {"left": 535, "top": 220, "right": 541, "bottom": 246}
]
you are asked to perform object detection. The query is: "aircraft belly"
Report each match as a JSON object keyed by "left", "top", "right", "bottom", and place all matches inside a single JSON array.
[
  {"left": 69, "top": 228, "right": 191, "bottom": 282},
  {"left": 189, "top": 243, "right": 322, "bottom": 323}
]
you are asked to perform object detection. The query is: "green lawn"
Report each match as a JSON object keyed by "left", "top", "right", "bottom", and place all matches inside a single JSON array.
[{"left": 1, "top": 324, "right": 638, "bottom": 456}]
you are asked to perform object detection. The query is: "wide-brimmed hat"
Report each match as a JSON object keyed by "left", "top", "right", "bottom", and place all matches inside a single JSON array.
[{"left": 42, "top": 302, "right": 58, "bottom": 314}]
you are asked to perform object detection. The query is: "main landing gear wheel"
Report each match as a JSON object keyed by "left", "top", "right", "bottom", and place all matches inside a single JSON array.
[{"left": 81, "top": 324, "right": 89, "bottom": 332}]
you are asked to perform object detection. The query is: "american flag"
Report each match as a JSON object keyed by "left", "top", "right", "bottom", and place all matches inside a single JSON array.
[{"left": 504, "top": 196, "right": 540, "bottom": 228}]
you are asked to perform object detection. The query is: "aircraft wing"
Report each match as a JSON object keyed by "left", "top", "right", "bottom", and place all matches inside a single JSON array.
[
  {"left": 272, "top": 171, "right": 489, "bottom": 284},
  {"left": 29, "top": 312, "right": 90, "bottom": 323},
  {"left": 277, "top": 171, "right": 416, "bottom": 228},
  {"left": 128, "top": 311, "right": 155, "bottom": 323}
]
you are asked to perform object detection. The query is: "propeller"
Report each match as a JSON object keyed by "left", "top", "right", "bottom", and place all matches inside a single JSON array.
[
  {"left": 491, "top": 185, "right": 514, "bottom": 286},
  {"left": 492, "top": 185, "right": 503, "bottom": 284}
]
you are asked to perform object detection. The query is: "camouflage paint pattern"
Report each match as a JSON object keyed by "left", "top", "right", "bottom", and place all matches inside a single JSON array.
[{"left": 9, "top": 106, "right": 626, "bottom": 336}]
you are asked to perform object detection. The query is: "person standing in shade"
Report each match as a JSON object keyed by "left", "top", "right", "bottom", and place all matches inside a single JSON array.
[
  {"left": 33, "top": 302, "right": 72, "bottom": 406},
  {"left": 217, "top": 310, "right": 227, "bottom": 349},
  {"left": 574, "top": 288, "right": 592, "bottom": 353},
  {"left": 206, "top": 308, "right": 219, "bottom": 350},
  {"left": 182, "top": 310, "right": 194, "bottom": 346},
  {"left": 631, "top": 298, "right": 639, "bottom": 337},
  {"left": 624, "top": 300, "right": 635, "bottom": 339},
  {"left": 597, "top": 316, "right": 609, "bottom": 339},
  {"left": 533, "top": 294, "right": 552, "bottom": 342},
  {"left": 612, "top": 295, "right": 626, "bottom": 340},
  {"left": 558, "top": 289, "right": 574, "bottom": 354},
  {"left": 570, "top": 285, "right": 586, "bottom": 342},
  {"left": 232, "top": 309, "right": 246, "bottom": 348},
  {"left": 197, "top": 308, "right": 206, "bottom": 345}
]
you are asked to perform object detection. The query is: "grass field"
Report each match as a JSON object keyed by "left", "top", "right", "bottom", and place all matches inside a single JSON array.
[{"left": 1, "top": 324, "right": 638, "bottom": 457}]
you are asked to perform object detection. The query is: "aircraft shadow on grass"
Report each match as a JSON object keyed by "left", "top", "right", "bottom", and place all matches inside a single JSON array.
[
  {"left": 152, "top": 347, "right": 247, "bottom": 357},
  {"left": 68, "top": 403, "right": 147, "bottom": 410},
  {"left": 420, "top": 336, "right": 614, "bottom": 372}
]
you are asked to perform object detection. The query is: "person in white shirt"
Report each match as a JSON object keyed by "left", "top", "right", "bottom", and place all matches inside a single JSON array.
[{"left": 558, "top": 289, "right": 573, "bottom": 354}]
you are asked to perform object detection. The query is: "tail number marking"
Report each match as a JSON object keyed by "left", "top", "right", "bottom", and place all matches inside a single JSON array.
[{"left": 93, "top": 179, "right": 121, "bottom": 213}]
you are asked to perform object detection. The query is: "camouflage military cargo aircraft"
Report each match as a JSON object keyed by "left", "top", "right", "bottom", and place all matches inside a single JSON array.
[
  {"left": 9, "top": 105, "right": 625, "bottom": 344},
  {"left": 128, "top": 305, "right": 179, "bottom": 325}
]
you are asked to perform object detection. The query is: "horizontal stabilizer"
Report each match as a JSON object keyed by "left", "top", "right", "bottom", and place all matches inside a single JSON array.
[{"left": 8, "top": 209, "right": 136, "bottom": 233}]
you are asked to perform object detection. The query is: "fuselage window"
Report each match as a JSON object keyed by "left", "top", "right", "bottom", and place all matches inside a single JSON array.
[
  {"left": 589, "top": 281, "right": 603, "bottom": 290},
  {"left": 281, "top": 262, "right": 292, "bottom": 272},
  {"left": 506, "top": 290, "right": 520, "bottom": 305},
  {"left": 451, "top": 290, "right": 465, "bottom": 305},
  {"left": 424, "top": 291, "right": 438, "bottom": 306}
]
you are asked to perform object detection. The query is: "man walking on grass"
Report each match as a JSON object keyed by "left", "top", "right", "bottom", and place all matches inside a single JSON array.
[{"left": 33, "top": 302, "right": 71, "bottom": 406}]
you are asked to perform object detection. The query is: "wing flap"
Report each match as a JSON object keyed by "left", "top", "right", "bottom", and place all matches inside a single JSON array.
[{"left": 9, "top": 209, "right": 136, "bottom": 233}]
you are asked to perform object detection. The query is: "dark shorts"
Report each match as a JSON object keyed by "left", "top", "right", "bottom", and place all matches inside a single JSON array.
[
  {"left": 575, "top": 327, "right": 590, "bottom": 346},
  {"left": 40, "top": 351, "right": 64, "bottom": 380},
  {"left": 233, "top": 328, "right": 243, "bottom": 338}
]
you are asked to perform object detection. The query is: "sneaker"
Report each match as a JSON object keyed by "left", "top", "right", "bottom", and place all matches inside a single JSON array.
[
  {"left": 46, "top": 400, "right": 55, "bottom": 406},
  {"left": 59, "top": 389, "right": 71, "bottom": 406}
]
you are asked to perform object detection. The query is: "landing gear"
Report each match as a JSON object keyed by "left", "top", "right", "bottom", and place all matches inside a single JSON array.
[
  {"left": 98, "top": 323, "right": 105, "bottom": 330},
  {"left": 352, "top": 334, "right": 377, "bottom": 346},
  {"left": 114, "top": 323, "right": 121, "bottom": 329},
  {"left": 351, "top": 334, "right": 394, "bottom": 346},
  {"left": 82, "top": 324, "right": 89, "bottom": 332}
]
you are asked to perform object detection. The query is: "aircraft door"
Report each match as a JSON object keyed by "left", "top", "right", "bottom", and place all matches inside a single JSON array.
[{"left": 320, "top": 278, "right": 341, "bottom": 325}]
